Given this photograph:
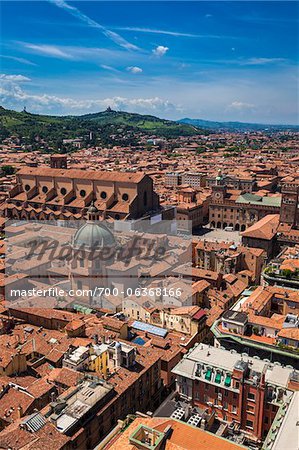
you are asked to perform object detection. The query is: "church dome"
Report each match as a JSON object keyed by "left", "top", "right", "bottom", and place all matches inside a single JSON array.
[{"left": 73, "top": 221, "right": 115, "bottom": 249}]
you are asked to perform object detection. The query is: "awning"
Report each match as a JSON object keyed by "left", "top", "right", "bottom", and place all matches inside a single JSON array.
[
  {"left": 225, "top": 375, "right": 231, "bottom": 387},
  {"left": 215, "top": 372, "right": 221, "bottom": 383},
  {"left": 205, "top": 369, "right": 212, "bottom": 381}
]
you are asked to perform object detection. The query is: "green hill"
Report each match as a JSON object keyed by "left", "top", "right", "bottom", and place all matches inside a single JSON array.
[
  {"left": 0, "top": 106, "right": 204, "bottom": 148},
  {"left": 179, "top": 117, "right": 299, "bottom": 132}
]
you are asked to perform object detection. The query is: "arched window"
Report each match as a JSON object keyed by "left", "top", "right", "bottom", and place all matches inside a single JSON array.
[
  {"left": 60, "top": 187, "right": 67, "bottom": 196},
  {"left": 42, "top": 186, "right": 48, "bottom": 194},
  {"left": 80, "top": 189, "right": 86, "bottom": 198},
  {"left": 122, "top": 193, "right": 129, "bottom": 201},
  {"left": 101, "top": 191, "right": 107, "bottom": 199}
]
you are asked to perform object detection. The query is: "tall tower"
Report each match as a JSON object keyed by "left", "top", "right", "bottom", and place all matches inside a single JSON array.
[
  {"left": 212, "top": 169, "right": 227, "bottom": 202},
  {"left": 280, "top": 182, "right": 299, "bottom": 226}
]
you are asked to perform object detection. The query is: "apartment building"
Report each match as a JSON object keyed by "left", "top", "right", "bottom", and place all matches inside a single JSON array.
[
  {"left": 165, "top": 172, "right": 183, "bottom": 187},
  {"left": 172, "top": 344, "right": 298, "bottom": 442},
  {"left": 211, "top": 286, "right": 299, "bottom": 367},
  {"left": 262, "top": 244, "right": 299, "bottom": 289},
  {"left": 165, "top": 172, "right": 205, "bottom": 189},
  {"left": 194, "top": 240, "right": 266, "bottom": 283},
  {"left": 206, "top": 173, "right": 256, "bottom": 193}
]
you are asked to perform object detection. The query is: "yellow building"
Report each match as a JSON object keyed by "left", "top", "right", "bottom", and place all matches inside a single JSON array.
[{"left": 89, "top": 344, "right": 109, "bottom": 376}]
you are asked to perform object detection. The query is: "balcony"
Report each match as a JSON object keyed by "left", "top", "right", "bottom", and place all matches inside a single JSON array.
[
  {"left": 263, "top": 267, "right": 299, "bottom": 288},
  {"left": 211, "top": 320, "right": 299, "bottom": 361},
  {"left": 213, "top": 321, "right": 276, "bottom": 346},
  {"left": 195, "top": 365, "right": 236, "bottom": 393}
]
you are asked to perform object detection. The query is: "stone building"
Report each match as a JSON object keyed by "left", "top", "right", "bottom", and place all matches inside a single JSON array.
[{"left": 209, "top": 171, "right": 281, "bottom": 231}]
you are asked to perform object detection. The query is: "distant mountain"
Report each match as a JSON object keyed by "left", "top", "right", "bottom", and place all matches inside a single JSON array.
[
  {"left": 0, "top": 107, "right": 205, "bottom": 147},
  {"left": 178, "top": 117, "right": 299, "bottom": 132}
]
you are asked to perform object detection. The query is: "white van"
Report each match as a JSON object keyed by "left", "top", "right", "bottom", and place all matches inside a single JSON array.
[{"left": 224, "top": 226, "right": 234, "bottom": 232}]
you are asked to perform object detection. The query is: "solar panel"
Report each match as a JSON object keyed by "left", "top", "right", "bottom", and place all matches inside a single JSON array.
[{"left": 131, "top": 321, "right": 168, "bottom": 338}]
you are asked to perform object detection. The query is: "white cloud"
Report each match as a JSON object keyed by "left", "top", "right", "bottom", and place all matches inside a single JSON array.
[
  {"left": 0, "top": 55, "right": 37, "bottom": 66},
  {"left": 152, "top": 46, "right": 169, "bottom": 57},
  {"left": 113, "top": 27, "right": 200, "bottom": 38},
  {"left": 0, "top": 75, "right": 178, "bottom": 115},
  {"left": 126, "top": 66, "right": 143, "bottom": 74},
  {"left": 100, "top": 64, "right": 119, "bottom": 73},
  {"left": 23, "top": 43, "right": 73, "bottom": 59},
  {"left": 113, "top": 27, "right": 229, "bottom": 40},
  {"left": 227, "top": 101, "right": 255, "bottom": 111},
  {"left": 50, "top": 0, "right": 139, "bottom": 51},
  {"left": 102, "top": 97, "right": 176, "bottom": 113},
  {"left": 20, "top": 43, "right": 132, "bottom": 64},
  {"left": 242, "top": 57, "right": 286, "bottom": 66},
  {"left": 0, "top": 74, "right": 31, "bottom": 82}
]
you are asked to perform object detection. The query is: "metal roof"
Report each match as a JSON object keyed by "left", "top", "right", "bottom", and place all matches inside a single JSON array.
[
  {"left": 237, "top": 193, "right": 281, "bottom": 207},
  {"left": 22, "top": 412, "right": 47, "bottom": 433},
  {"left": 131, "top": 320, "right": 168, "bottom": 337}
]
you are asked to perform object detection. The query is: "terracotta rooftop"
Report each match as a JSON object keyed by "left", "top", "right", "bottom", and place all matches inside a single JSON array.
[
  {"left": 278, "top": 327, "right": 299, "bottom": 341},
  {"left": 241, "top": 214, "right": 280, "bottom": 240},
  {"left": 108, "top": 417, "right": 245, "bottom": 450},
  {"left": 0, "top": 419, "right": 70, "bottom": 450},
  {"left": 17, "top": 167, "right": 146, "bottom": 183}
]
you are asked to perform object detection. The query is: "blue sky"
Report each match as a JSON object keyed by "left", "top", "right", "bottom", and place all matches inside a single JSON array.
[{"left": 1, "top": 1, "right": 298, "bottom": 123}]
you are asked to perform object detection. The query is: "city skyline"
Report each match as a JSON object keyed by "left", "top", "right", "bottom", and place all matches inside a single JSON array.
[{"left": 1, "top": 1, "right": 298, "bottom": 124}]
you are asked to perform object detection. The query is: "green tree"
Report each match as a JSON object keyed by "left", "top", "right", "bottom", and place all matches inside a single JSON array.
[{"left": 1, "top": 165, "right": 16, "bottom": 176}]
